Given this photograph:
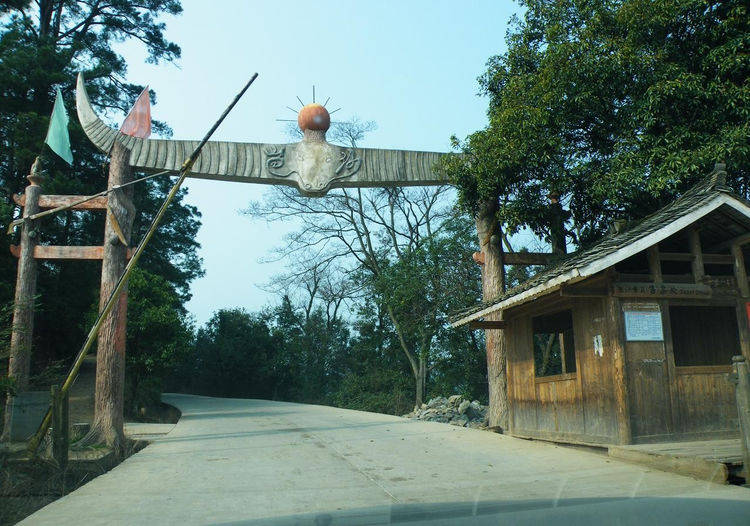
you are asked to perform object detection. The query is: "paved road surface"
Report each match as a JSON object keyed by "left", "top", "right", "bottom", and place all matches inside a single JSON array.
[{"left": 21, "top": 394, "right": 750, "bottom": 525}]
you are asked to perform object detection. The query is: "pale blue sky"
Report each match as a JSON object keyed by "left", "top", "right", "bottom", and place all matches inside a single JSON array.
[{"left": 116, "top": 0, "right": 522, "bottom": 324}]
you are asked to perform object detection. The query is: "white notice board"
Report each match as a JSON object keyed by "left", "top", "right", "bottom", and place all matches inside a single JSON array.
[{"left": 623, "top": 304, "right": 664, "bottom": 341}]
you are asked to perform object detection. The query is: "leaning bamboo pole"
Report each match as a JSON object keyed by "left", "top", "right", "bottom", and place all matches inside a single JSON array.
[{"left": 27, "top": 72, "right": 259, "bottom": 455}]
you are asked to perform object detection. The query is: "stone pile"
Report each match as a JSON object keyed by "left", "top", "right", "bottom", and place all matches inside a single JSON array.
[{"left": 403, "top": 395, "right": 488, "bottom": 429}]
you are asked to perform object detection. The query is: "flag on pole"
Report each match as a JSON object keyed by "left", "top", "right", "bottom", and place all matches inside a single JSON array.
[
  {"left": 45, "top": 87, "right": 73, "bottom": 165},
  {"left": 120, "top": 86, "right": 151, "bottom": 138}
]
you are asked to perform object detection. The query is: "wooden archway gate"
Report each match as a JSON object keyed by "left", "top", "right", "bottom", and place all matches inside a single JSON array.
[{"left": 4, "top": 73, "right": 554, "bottom": 448}]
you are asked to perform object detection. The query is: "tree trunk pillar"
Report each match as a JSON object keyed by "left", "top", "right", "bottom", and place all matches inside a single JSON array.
[
  {"left": 476, "top": 197, "right": 508, "bottom": 431},
  {"left": 549, "top": 193, "right": 567, "bottom": 256},
  {"left": 2, "top": 158, "right": 43, "bottom": 441},
  {"left": 89, "top": 140, "right": 135, "bottom": 453}
]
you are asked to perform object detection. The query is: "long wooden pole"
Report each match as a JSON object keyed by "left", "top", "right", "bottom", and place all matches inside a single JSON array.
[{"left": 27, "top": 73, "right": 259, "bottom": 455}]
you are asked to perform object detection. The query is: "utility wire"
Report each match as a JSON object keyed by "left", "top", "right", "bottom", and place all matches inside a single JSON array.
[{"left": 6, "top": 169, "right": 174, "bottom": 235}]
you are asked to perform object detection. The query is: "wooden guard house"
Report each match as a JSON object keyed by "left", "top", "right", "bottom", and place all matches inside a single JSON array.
[{"left": 453, "top": 166, "right": 750, "bottom": 446}]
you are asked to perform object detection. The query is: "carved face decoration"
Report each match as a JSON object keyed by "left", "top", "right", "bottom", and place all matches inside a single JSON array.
[{"left": 297, "top": 104, "right": 330, "bottom": 132}]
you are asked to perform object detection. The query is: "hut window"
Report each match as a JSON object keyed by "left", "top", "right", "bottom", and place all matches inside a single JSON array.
[
  {"left": 669, "top": 306, "right": 740, "bottom": 366},
  {"left": 532, "top": 310, "right": 576, "bottom": 377}
]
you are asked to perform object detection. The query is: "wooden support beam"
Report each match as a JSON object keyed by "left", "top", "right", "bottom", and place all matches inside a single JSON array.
[
  {"left": 10, "top": 245, "right": 134, "bottom": 260},
  {"left": 504, "top": 252, "right": 553, "bottom": 266},
  {"left": 2, "top": 159, "right": 42, "bottom": 441},
  {"left": 689, "top": 228, "right": 705, "bottom": 282},
  {"left": 559, "top": 286, "right": 607, "bottom": 297},
  {"left": 472, "top": 251, "right": 553, "bottom": 266},
  {"left": 731, "top": 356, "right": 750, "bottom": 480},
  {"left": 713, "top": 232, "right": 750, "bottom": 252},
  {"left": 468, "top": 320, "right": 506, "bottom": 330},
  {"left": 658, "top": 252, "right": 734, "bottom": 265},
  {"left": 648, "top": 245, "right": 663, "bottom": 284},
  {"left": 607, "top": 296, "right": 632, "bottom": 445},
  {"left": 731, "top": 243, "right": 750, "bottom": 298},
  {"left": 13, "top": 193, "right": 107, "bottom": 210}
]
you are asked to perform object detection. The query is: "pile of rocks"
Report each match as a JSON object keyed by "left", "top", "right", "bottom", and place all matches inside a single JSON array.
[{"left": 403, "top": 395, "right": 488, "bottom": 429}]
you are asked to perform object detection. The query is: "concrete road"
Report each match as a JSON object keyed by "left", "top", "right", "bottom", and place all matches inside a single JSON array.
[{"left": 21, "top": 394, "right": 750, "bottom": 525}]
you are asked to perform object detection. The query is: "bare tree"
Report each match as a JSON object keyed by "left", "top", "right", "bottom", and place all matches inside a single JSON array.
[{"left": 246, "top": 179, "right": 455, "bottom": 408}]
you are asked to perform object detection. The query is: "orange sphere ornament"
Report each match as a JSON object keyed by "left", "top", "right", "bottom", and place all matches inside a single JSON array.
[{"left": 297, "top": 103, "right": 330, "bottom": 132}]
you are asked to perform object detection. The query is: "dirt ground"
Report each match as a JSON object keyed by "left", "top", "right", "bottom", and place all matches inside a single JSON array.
[{"left": 1, "top": 355, "right": 100, "bottom": 526}]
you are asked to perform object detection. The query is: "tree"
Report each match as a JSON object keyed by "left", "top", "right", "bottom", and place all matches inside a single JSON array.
[
  {"left": 187, "top": 308, "right": 283, "bottom": 399},
  {"left": 124, "top": 268, "right": 194, "bottom": 418},
  {"left": 439, "top": 0, "right": 749, "bottom": 430},
  {"left": 248, "top": 183, "right": 463, "bottom": 409}
]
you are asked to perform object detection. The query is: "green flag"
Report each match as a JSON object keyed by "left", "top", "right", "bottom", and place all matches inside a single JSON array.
[{"left": 45, "top": 87, "right": 73, "bottom": 165}]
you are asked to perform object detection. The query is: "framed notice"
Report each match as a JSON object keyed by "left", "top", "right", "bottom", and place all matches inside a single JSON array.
[{"left": 623, "top": 303, "right": 664, "bottom": 342}]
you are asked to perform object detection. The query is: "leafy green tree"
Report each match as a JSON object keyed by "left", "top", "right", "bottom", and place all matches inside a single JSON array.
[
  {"left": 124, "top": 268, "right": 194, "bottom": 418},
  {"left": 188, "top": 309, "right": 282, "bottom": 399},
  {"left": 446, "top": 0, "right": 748, "bottom": 244}
]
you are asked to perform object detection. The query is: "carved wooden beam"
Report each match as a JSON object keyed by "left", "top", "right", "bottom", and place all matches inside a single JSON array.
[
  {"left": 10, "top": 245, "right": 134, "bottom": 260},
  {"left": 14, "top": 193, "right": 108, "bottom": 210},
  {"left": 77, "top": 73, "right": 446, "bottom": 197}
]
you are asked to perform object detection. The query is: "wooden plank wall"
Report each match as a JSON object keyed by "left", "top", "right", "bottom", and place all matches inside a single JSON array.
[
  {"left": 507, "top": 316, "right": 536, "bottom": 434},
  {"left": 506, "top": 298, "right": 619, "bottom": 444},
  {"left": 575, "top": 299, "right": 619, "bottom": 441},
  {"left": 673, "top": 370, "right": 737, "bottom": 436},
  {"left": 624, "top": 336, "right": 674, "bottom": 440}
]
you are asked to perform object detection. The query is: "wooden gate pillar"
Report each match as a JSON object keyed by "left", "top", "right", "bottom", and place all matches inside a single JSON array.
[
  {"left": 475, "top": 197, "right": 508, "bottom": 431},
  {"left": 89, "top": 139, "right": 135, "bottom": 449},
  {"left": 2, "top": 159, "right": 43, "bottom": 441}
]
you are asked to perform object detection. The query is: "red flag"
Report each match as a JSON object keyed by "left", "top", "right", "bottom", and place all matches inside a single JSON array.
[{"left": 120, "top": 86, "right": 151, "bottom": 138}]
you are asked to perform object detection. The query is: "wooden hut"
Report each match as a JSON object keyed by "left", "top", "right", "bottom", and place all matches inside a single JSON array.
[{"left": 453, "top": 166, "right": 748, "bottom": 446}]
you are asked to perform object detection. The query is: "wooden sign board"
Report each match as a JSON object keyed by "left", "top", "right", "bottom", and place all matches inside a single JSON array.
[
  {"left": 613, "top": 282, "right": 712, "bottom": 299},
  {"left": 622, "top": 302, "right": 664, "bottom": 342}
]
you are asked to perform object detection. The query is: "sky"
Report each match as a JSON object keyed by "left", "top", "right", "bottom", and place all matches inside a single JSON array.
[{"left": 115, "top": 0, "right": 521, "bottom": 325}]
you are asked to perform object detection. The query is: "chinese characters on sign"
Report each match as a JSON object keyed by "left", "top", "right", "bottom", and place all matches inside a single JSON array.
[
  {"left": 623, "top": 303, "right": 664, "bottom": 341},
  {"left": 612, "top": 282, "right": 711, "bottom": 298}
]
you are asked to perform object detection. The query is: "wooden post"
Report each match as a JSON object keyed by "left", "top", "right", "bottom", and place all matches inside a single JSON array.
[
  {"left": 731, "top": 355, "right": 750, "bottom": 484},
  {"left": 1, "top": 159, "right": 43, "bottom": 441},
  {"left": 51, "top": 384, "right": 69, "bottom": 471},
  {"left": 647, "top": 245, "right": 663, "bottom": 285},
  {"left": 732, "top": 243, "right": 749, "bottom": 298},
  {"left": 607, "top": 295, "right": 632, "bottom": 444},
  {"left": 689, "top": 228, "right": 705, "bottom": 282},
  {"left": 475, "top": 197, "right": 508, "bottom": 431},
  {"left": 88, "top": 140, "right": 136, "bottom": 452}
]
